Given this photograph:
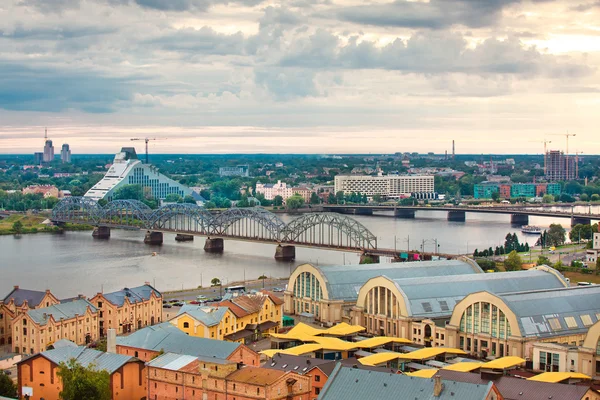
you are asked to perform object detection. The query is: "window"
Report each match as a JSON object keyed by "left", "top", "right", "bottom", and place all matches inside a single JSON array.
[
  {"left": 315, "top": 375, "right": 320, "bottom": 382},
  {"left": 548, "top": 318, "right": 562, "bottom": 330},
  {"left": 564, "top": 316, "right": 578, "bottom": 329},
  {"left": 581, "top": 314, "right": 593, "bottom": 326},
  {"left": 315, "top": 387, "right": 321, "bottom": 395},
  {"left": 183, "top": 322, "right": 189, "bottom": 328}
]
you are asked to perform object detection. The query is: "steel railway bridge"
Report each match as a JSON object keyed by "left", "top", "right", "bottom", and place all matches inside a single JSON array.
[{"left": 52, "top": 197, "right": 418, "bottom": 262}]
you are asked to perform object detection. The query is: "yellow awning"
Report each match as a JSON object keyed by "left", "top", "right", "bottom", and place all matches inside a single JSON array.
[
  {"left": 311, "top": 336, "right": 358, "bottom": 351},
  {"left": 527, "top": 372, "right": 591, "bottom": 383},
  {"left": 482, "top": 356, "right": 525, "bottom": 370},
  {"left": 443, "top": 362, "right": 483, "bottom": 372},
  {"left": 358, "top": 352, "right": 405, "bottom": 366},
  {"left": 260, "top": 349, "right": 283, "bottom": 358},
  {"left": 354, "top": 337, "right": 412, "bottom": 349},
  {"left": 323, "top": 322, "right": 365, "bottom": 336},
  {"left": 405, "top": 369, "right": 438, "bottom": 378},
  {"left": 282, "top": 344, "right": 324, "bottom": 356},
  {"left": 402, "top": 347, "right": 466, "bottom": 361}
]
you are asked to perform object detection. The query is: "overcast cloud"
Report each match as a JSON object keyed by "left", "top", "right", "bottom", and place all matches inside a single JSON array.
[{"left": 1, "top": 0, "right": 599, "bottom": 154}]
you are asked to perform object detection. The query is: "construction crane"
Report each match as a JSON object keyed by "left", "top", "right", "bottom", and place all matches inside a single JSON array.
[
  {"left": 575, "top": 150, "right": 583, "bottom": 179},
  {"left": 130, "top": 138, "right": 166, "bottom": 164},
  {"left": 550, "top": 133, "right": 576, "bottom": 179}
]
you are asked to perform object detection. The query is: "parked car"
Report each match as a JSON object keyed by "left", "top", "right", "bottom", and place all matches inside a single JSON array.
[
  {"left": 173, "top": 302, "right": 184, "bottom": 307},
  {"left": 272, "top": 287, "right": 284, "bottom": 292},
  {"left": 189, "top": 300, "right": 200, "bottom": 305},
  {"left": 163, "top": 304, "right": 172, "bottom": 308},
  {"left": 196, "top": 295, "right": 208, "bottom": 301},
  {"left": 169, "top": 299, "right": 180, "bottom": 303}
]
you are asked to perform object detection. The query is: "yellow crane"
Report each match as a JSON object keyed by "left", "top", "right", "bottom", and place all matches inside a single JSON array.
[{"left": 130, "top": 137, "right": 166, "bottom": 163}]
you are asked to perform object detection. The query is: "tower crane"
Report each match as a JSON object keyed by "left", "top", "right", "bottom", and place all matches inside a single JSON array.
[{"left": 130, "top": 137, "right": 166, "bottom": 164}]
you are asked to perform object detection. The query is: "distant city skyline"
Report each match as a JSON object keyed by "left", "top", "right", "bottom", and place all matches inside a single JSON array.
[{"left": 1, "top": 0, "right": 599, "bottom": 154}]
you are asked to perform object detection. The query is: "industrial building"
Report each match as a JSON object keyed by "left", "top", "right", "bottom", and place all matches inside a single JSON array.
[
  {"left": 334, "top": 174, "right": 435, "bottom": 199},
  {"left": 84, "top": 147, "right": 204, "bottom": 203}
]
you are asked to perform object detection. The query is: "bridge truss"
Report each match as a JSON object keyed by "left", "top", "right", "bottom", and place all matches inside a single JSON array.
[{"left": 52, "top": 197, "right": 378, "bottom": 251}]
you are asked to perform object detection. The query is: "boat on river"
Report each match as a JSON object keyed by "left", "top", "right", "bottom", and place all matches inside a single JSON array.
[{"left": 521, "top": 225, "right": 542, "bottom": 234}]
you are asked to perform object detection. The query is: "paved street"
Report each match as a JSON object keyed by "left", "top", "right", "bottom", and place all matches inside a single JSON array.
[{"left": 162, "top": 277, "right": 288, "bottom": 303}]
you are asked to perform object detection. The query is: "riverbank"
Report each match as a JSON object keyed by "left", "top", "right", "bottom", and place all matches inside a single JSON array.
[{"left": 0, "top": 214, "right": 93, "bottom": 235}]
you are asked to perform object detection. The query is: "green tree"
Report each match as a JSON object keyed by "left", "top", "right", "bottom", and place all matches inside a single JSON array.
[
  {"left": 399, "top": 197, "right": 414, "bottom": 206},
  {"left": 542, "top": 194, "right": 554, "bottom": 204},
  {"left": 273, "top": 195, "right": 284, "bottom": 207},
  {"left": 504, "top": 250, "right": 523, "bottom": 271},
  {"left": 536, "top": 255, "right": 552, "bottom": 266},
  {"left": 310, "top": 192, "right": 320, "bottom": 205},
  {"left": 327, "top": 193, "right": 335, "bottom": 204},
  {"left": 211, "top": 278, "right": 221, "bottom": 287},
  {"left": 57, "top": 359, "right": 111, "bottom": 400},
  {"left": 204, "top": 201, "right": 217, "bottom": 209},
  {"left": 286, "top": 195, "right": 305, "bottom": 210},
  {"left": 183, "top": 195, "right": 196, "bottom": 204},
  {"left": 372, "top": 194, "right": 383, "bottom": 203},
  {"left": 112, "top": 184, "right": 143, "bottom": 200},
  {"left": 597, "top": 257, "right": 600, "bottom": 270},
  {"left": 0, "top": 373, "right": 17, "bottom": 398},
  {"left": 335, "top": 191, "right": 345, "bottom": 204},
  {"left": 547, "top": 223, "right": 566, "bottom": 247},
  {"left": 570, "top": 224, "right": 593, "bottom": 243},
  {"left": 592, "top": 194, "right": 600, "bottom": 202},
  {"left": 12, "top": 220, "right": 23, "bottom": 234},
  {"left": 491, "top": 191, "right": 500, "bottom": 202},
  {"left": 165, "top": 193, "right": 182, "bottom": 203}
]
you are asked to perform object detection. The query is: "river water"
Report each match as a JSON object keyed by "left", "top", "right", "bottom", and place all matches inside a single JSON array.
[{"left": 1, "top": 208, "right": 598, "bottom": 298}]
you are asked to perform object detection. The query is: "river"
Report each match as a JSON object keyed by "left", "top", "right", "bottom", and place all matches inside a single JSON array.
[{"left": 1, "top": 208, "right": 598, "bottom": 298}]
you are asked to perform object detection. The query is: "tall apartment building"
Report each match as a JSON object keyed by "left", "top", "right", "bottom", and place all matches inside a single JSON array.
[
  {"left": 42, "top": 139, "right": 54, "bottom": 162},
  {"left": 474, "top": 182, "right": 561, "bottom": 199},
  {"left": 546, "top": 150, "right": 576, "bottom": 181},
  {"left": 334, "top": 174, "right": 434, "bottom": 199},
  {"left": 60, "top": 143, "right": 71, "bottom": 163},
  {"left": 34, "top": 152, "right": 43, "bottom": 165},
  {"left": 219, "top": 165, "right": 249, "bottom": 177}
]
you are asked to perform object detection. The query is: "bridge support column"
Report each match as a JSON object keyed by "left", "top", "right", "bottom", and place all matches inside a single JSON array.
[
  {"left": 360, "top": 254, "right": 380, "bottom": 264},
  {"left": 447, "top": 211, "right": 466, "bottom": 222},
  {"left": 175, "top": 234, "right": 194, "bottom": 242},
  {"left": 571, "top": 217, "right": 591, "bottom": 227},
  {"left": 511, "top": 214, "right": 529, "bottom": 225},
  {"left": 354, "top": 208, "right": 373, "bottom": 216},
  {"left": 274, "top": 245, "right": 296, "bottom": 262},
  {"left": 394, "top": 209, "right": 415, "bottom": 219},
  {"left": 204, "top": 238, "right": 224, "bottom": 253},
  {"left": 92, "top": 226, "right": 111, "bottom": 239},
  {"left": 144, "top": 231, "right": 163, "bottom": 245}
]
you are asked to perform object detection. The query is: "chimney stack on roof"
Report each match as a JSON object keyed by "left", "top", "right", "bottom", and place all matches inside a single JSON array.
[
  {"left": 433, "top": 375, "right": 444, "bottom": 397},
  {"left": 107, "top": 328, "right": 117, "bottom": 353},
  {"left": 14, "top": 285, "right": 19, "bottom": 290}
]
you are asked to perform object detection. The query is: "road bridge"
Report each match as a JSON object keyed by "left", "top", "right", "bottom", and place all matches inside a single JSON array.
[
  {"left": 322, "top": 205, "right": 599, "bottom": 226},
  {"left": 52, "top": 197, "right": 444, "bottom": 263}
]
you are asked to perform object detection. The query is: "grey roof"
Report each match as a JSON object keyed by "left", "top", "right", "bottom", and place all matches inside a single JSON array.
[
  {"left": 318, "top": 364, "right": 493, "bottom": 400},
  {"left": 116, "top": 322, "right": 240, "bottom": 360},
  {"left": 311, "top": 260, "right": 483, "bottom": 301},
  {"left": 2, "top": 287, "right": 47, "bottom": 308},
  {"left": 495, "top": 285, "right": 600, "bottom": 338},
  {"left": 28, "top": 299, "right": 97, "bottom": 326},
  {"left": 103, "top": 284, "right": 161, "bottom": 307},
  {"left": 176, "top": 305, "right": 229, "bottom": 327},
  {"left": 390, "top": 267, "right": 567, "bottom": 318},
  {"left": 52, "top": 339, "right": 78, "bottom": 349},
  {"left": 263, "top": 354, "right": 335, "bottom": 375},
  {"left": 39, "top": 346, "right": 136, "bottom": 374},
  {"left": 438, "top": 370, "right": 591, "bottom": 400},
  {"left": 146, "top": 352, "right": 198, "bottom": 370}
]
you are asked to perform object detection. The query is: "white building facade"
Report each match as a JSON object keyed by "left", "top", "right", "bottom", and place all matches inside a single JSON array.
[
  {"left": 255, "top": 180, "right": 294, "bottom": 200},
  {"left": 84, "top": 147, "right": 203, "bottom": 203},
  {"left": 334, "top": 174, "right": 435, "bottom": 199}
]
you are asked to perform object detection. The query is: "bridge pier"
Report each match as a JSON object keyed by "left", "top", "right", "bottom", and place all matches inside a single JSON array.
[
  {"left": 360, "top": 254, "right": 380, "bottom": 264},
  {"left": 274, "top": 245, "right": 296, "bottom": 261},
  {"left": 394, "top": 209, "right": 415, "bottom": 219},
  {"left": 353, "top": 208, "right": 373, "bottom": 216},
  {"left": 204, "top": 238, "right": 224, "bottom": 253},
  {"left": 175, "top": 234, "right": 194, "bottom": 242},
  {"left": 144, "top": 231, "right": 163, "bottom": 245},
  {"left": 511, "top": 214, "right": 529, "bottom": 226},
  {"left": 92, "top": 226, "right": 111, "bottom": 239},
  {"left": 447, "top": 211, "right": 466, "bottom": 222},
  {"left": 571, "top": 217, "right": 591, "bottom": 227}
]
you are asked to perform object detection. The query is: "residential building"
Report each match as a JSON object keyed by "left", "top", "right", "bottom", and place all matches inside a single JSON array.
[
  {"left": 1, "top": 287, "right": 60, "bottom": 347},
  {"left": 89, "top": 284, "right": 163, "bottom": 337},
  {"left": 438, "top": 369, "right": 599, "bottom": 400},
  {"left": 17, "top": 343, "right": 146, "bottom": 400},
  {"left": 22, "top": 185, "right": 60, "bottom": 198},
  {"left": 11, "top": 297, "right": 99, "bottom": 355},
  {"left": 473, "top": 182, "right": 560, "bottom": 199},
  {"left": 170, "top": 291, "right": 282, "bottom": 344},
  {"left": 84, "top": 147, "right": 204, "bottom": 203},
  {"left": 334, "top": 174, "right": 435, "bottom": 199},
  {"left": 219, "top": 165, "right": 250, "bottom": 177},
  {"left": 445, "top": 285, "right": 600, "bottom": 362},
  {"left": 318, "top": 364, "right": 502, "bottom": 400},
  {"left": 255, "top": 180, "right": 294, "bottom": 201},
  {"left": 147, "top": 352, "right": 311, "bottom": 400},
  {"left": 292, "top": 187, "right": 314, "bottom": 203},
  {"left": 284, "top": 259, "right": 483, "bottom": 324},
  {"left": 350, "top": 266, "right": 567, "bottom": 348},
  {"left": 33, "top": 152, "right": 43, "bottom": 165},
  {"left": 116, "top": 322, "right": 260, "bottom": 366},
  {"left": 43, "top": 140, "right": 54, "bottom": 163},
  {"left": 60, "top": 144, "right": 71, "bottom": 163},
  {"left": 588, "top": 233, "right": 600, "bottom": 267},
  {"left": 546, "top": 150, "right": 577, "bottom": 181}
]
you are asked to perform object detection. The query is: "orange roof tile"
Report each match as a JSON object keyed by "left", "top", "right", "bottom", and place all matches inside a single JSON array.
[
  {"left": 227, "top": 367, "right": 286, "bottom": 385},
  {"left": 217, "top": 300, "right": 250, "bottom": 318},
  {"left": 260, "top": 290, "right": 284, "bottom": 305}
]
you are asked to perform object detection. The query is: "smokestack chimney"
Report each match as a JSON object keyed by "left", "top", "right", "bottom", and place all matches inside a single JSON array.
[
  {"left": 107, "top": 328, "right": 117, "bottom": 354},
  {"left": 452, "top": 140, "right": 455, "bottom": 161},
  {"left": 433, "top": 375, "right": 444, "bottom": 397}
]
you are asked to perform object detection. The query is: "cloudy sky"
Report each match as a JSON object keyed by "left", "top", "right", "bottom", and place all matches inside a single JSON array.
[{"left": 1, "top": 0, "right": 599, "bottom": 154}]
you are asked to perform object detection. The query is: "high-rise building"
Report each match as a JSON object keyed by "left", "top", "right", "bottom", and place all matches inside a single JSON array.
[
  {"left": 34, "top": 152, "right": 43, "bottom": 165},
  {"left": 61, "top": 144, "right": 71, "bottom": 163},
  {"left": 42, "top": 140, "right": 54, "bottom": 162},
  {"left": 546, "top": 150, "right": 576, "bottom": 181}
]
